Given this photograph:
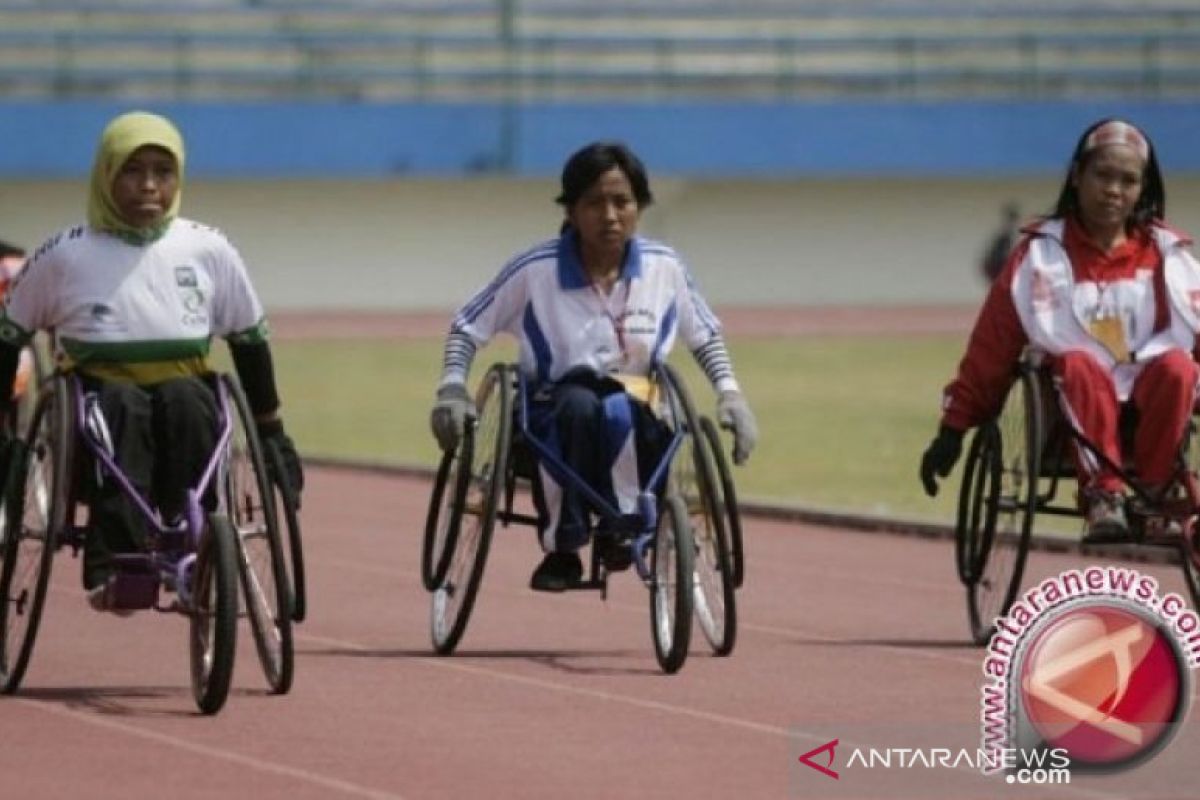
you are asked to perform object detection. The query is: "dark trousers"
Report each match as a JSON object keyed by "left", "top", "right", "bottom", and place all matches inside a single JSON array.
[
  {"left": 529, "top": 370, "right": 669, "bottom": 553},
  {"left": 82, "top": 376, "right": 218, "bottom": 589}
]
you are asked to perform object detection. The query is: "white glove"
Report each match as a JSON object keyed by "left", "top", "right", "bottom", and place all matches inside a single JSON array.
[
  {"left": 717, "top": 390, "right": 757, "bottom": 466},
  {"left": 430, "top": 383, "right": 475, "bottom": 452}
]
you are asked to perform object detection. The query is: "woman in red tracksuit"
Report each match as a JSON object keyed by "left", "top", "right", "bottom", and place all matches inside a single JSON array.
[{"left": 919, "top": 118, "right": 1200, "bottom": 542}]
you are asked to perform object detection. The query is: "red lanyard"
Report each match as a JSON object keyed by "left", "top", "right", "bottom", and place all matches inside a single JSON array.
[{"left": 590, "top": 280, "right": 628, "bottom": 359}]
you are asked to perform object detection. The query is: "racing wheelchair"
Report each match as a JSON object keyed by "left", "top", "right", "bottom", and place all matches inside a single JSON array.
[
  {"left": 421, "top": 362, "right": 745, "bottom": 674},
  {"left": 955, "top": 351, "right": 1200, "bottom": 645},
  {"left": 0, "top": 370, "right": 295, "bottom": 713}
]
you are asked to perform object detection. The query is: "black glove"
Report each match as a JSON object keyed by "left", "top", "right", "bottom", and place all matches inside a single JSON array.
[
  {"left": 919, "top": 425, "right": 964, "bottom": 497},
  {"left": 257, "top": 418, "right": 304, "bottom": 508}
]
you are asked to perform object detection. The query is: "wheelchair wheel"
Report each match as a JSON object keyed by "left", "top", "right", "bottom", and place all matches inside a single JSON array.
[
  {"left": 957, "top": 366, "right": 1040, "bottom": 646},
  {"left": 699, "top": 415, "right": 744, "bottom": 588},
  {"left": 0, "top": 344, "right": 50, "bottom": 556},
  {"left": 650, "top": 494, "right": 695, "bottom": 674},
  {"left": 189, "top": 513, "right": 239, "bottom": 715},
  {"left": 0, "top": 426, "right": 13, "bottom": 557},
  {"left": 1182, "top": 422, "right": 1200, "bottom": 610},
  {"left": 955, "top": 428, "right": 991, "bottom": 587},
  {"left": 222, "top": 375, "right": 294, "bottom": 695},
  {"left": 659, "top": 365, "right": 736, "bottom": 657},
  {"left": 264, "top": 436, "right": 307, "bottom": 623},
  {"left": 430, "top": 364, "right": 512, "bottom": 655},
  {"left": 1181, "top": 536, "right": 1200, "bottom": 611},
  {"left": 10, "top": 348, "right": 38, "bottom": 439},
  {"left": 421, "top": 443, "right": 472, "bottom": 592},
  {"left": 0, "top": 376, "right": 72, "bottom": 694}
]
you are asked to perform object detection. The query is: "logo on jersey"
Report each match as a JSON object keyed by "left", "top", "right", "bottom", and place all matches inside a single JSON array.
[
  {"left": 180, "top": 288, "right": 208, "bottom": 327},
  {"left": 182, "top": 290, "right": 204, "bottom": 313},
  {"left": 621, "top": 307, "right": 658, "bottom": 336},
  {"left": 79, "top": 303, "right": 122, "bottom": 335},
  {"left": 1030, "top": 268, "right": 1057, "bottom": 310},
  {"left": 1189, "top": 289, "right": 1200, "bottom": 317},
  {"left": 174, "top": 266, "right": 198, "bottom": 288}
]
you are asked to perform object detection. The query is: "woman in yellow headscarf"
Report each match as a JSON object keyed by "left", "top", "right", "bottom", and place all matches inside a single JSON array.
[
  {"left": 0, "top": 110, "right": 303, "bottom": 609},
  {"left": 87, "top": 111, "right": 185, "bottom": 245}
]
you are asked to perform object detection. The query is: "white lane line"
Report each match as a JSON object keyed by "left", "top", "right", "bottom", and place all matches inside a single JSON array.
[
  {"left": 17, "top": 698, "right": 407, "bottom": 800},
  {"left": 296, "top": 629, "right": 1122, "bottom": 800},
  {"left": 324, "top": 556, "right": 985, "bottom": 667},
  {"left": 25, "top": 560, "right": 1121, "bottom": 798},
  {"left": 297, "top": 629, "right": 791, "bottom": 738}
]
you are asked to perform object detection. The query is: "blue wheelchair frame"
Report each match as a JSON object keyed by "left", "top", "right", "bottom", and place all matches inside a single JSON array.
[
  {"left": 424, "top": 360, "right": 720, "bottom": 671},
  {"left": 512, "top": 369, "right": 685, "bottom": 584}
]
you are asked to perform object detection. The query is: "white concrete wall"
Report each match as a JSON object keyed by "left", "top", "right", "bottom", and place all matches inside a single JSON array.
[{"left": 6, "top": 177, "right": 1200, "bottom": 311}]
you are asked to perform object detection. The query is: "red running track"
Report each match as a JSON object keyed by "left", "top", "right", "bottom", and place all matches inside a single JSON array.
[{"left": 2, "top": 467, "right": 1198, "bottom": 800}]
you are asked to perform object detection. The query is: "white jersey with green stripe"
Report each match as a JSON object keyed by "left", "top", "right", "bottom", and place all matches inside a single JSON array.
[{"left": 0, "top": 218, "right": 266, "bottom": 364}]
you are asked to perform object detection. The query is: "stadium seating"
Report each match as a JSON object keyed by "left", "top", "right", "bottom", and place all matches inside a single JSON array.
[{"left": 1, "top": 2, "right": 1198, "bottom": 100}]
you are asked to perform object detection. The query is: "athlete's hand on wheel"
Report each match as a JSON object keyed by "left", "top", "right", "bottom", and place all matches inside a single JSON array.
[
  {"left": 430, "top": 382, "right": 475, "bottom": 453},
  {"left": 258, "top": 418, "right": 305, "bottom": 508},
  {"left": 919, "top": 425, "right": 964, "bottom": 497},
  {"left": 717, "top": 390, "right": 758, "bottom": 466}
]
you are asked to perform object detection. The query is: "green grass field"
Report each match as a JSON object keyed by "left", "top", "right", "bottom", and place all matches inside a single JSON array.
[{"left": 253, "top": 333, "right": 972, "bottom": 523}]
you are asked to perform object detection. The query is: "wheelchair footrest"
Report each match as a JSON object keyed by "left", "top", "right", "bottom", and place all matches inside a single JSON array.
[
  {"left": 109, "top": 574, "right": 159, "bottom": 610},
  {"left": 1127, "top": 511, "right": 1188, "bottom": 547},
  {"left": 108, "top": 557, "right": 161, "bottom": 610},
  {"left": 1140, "top": 528, "right": 1185, "bottom": 547}
]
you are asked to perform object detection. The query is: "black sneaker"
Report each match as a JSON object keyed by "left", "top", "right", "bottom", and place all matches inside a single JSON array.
[
  {"left": 85, "top": 576, "right": 135, "bottom": 618},
  {"left": 1082, "top": 491, "right": 1129, "bottom": 544},
  {"left": 530, "top": 552, "right": 583, "bottom": 592},
  {"left": 595, "top": 531, "right": 634, "bottom": 572}
]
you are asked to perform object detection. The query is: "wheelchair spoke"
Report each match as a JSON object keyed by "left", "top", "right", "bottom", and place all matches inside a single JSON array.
[
  {"left": 991, "top": 496, "right": 1022, "bottom": 514},
  {"left": 427, "top": 364, "right": 511, "bottom": 656},
  {"left": 958, "top": 365, "right": 1038, "bottom": 646},
  {"left": 662, "top": 369, "right": 736, "bottom": 658},
  {"left": 650, "top": 495, "right": 694, "bottom": 673}
]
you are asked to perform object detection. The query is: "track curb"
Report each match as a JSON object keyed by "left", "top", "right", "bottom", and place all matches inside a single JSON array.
[{"left": 307, "top": 455, "right": 1182, "bottom": 567}]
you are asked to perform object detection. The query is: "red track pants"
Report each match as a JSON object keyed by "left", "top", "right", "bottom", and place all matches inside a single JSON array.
[{"left": 1054, "top": 348, "right": 1199, "bottom": 493}]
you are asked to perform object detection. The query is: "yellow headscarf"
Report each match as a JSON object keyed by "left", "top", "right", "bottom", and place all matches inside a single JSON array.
[{"left": 87, "top": 111, "right": 186, "bottom": 244}]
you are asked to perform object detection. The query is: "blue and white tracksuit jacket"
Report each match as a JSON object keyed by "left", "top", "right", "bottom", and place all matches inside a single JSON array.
[{"left": 439, "top": 228, "right": 739, "bottom": 551}]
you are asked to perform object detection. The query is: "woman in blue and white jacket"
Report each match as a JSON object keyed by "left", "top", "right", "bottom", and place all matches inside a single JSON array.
[{"left": 431, "top": 141, "right": 757, "bottom": 591}]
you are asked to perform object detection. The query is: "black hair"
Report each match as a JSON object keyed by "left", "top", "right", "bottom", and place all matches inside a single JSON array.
[
  {"left": 555, "top": 141, "right": 654, "bottom": 210},
  {"left": 0, "top": 239, "right": 24, "bottom": 260},
  {"left": 1052, "top": 118, "right": 1165, "bottom": 226}
]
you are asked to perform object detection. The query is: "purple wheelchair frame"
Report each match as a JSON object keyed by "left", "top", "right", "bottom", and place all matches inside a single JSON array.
[
  {"left": 513, "top": 369, "right": 683, "bottom": 583},
  {"left": 61, "top": 374, "right": 234, "bottom": 612}
]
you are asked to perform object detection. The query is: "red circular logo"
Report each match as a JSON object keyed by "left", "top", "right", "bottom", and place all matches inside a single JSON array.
[{"left": 1014, "top": 601, "right": 1189, "bottom": 770}]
